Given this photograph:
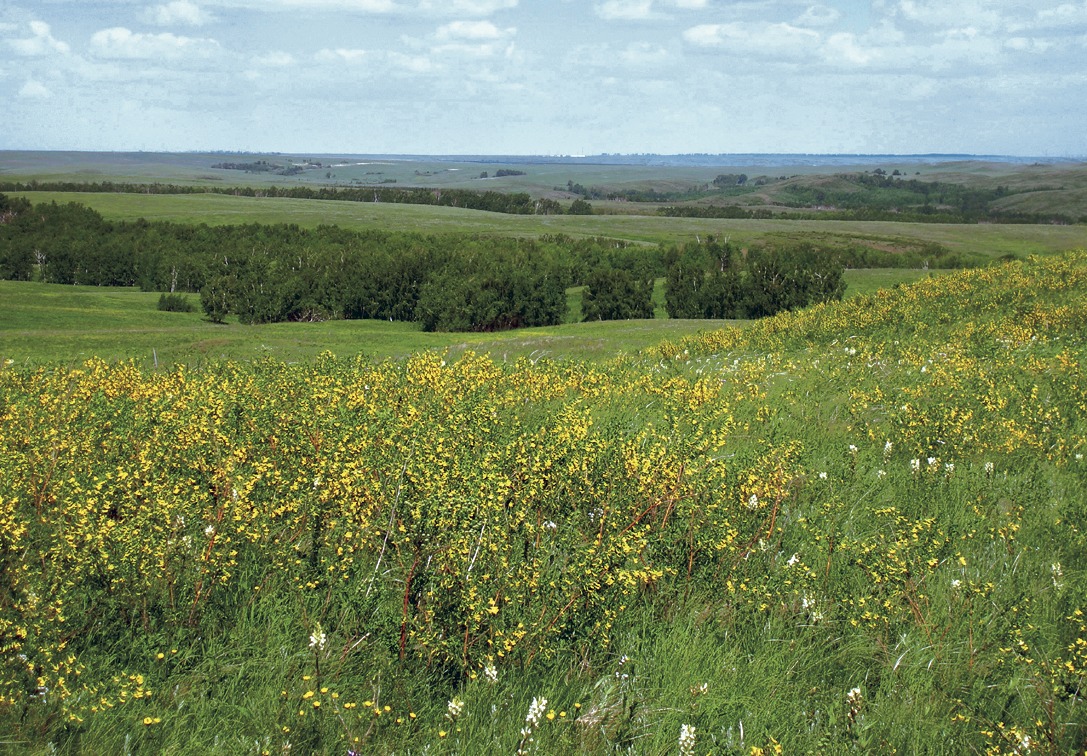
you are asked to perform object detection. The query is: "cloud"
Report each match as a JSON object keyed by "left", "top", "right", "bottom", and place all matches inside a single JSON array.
[
  {"left": 8, "top": 20, "right": 70, "bottom": 56},
  {"left": 594, "top": 0, "right": 708, "bottom": 20},
  {"left": 620, "top": 41, "right": 670, "bottom": 65},
  {"left": 315, "top": 47, "right": 368, "bottom": 62},
  {"left": 596, "top": 0, "right": 654, "bottom": 20},
  {"left": 253, "top": 51, "right": 297, "bottom": 66},
  {"left": 19, "top": 79, "right": 52, "bottom": 99},
  {"left": 891, "top": 0, "right": 1009, "bottom": 32},
  {"left": 1005, "top": 36, "right": 1054, "bottom": 53},
  {"left": 822, "top": 32, "right": 873, "bottom": 65},
  {"left": 420, "top": 0, "right": 518, "bottom": 13},
  {"left": 89, "top": 27, "right": 221, "bottom": 59},
  {"left": 683, "top": 22, "right": 821, "bottom": 57},
  {"left": 208, "top": 0, "right": 397, "bottom": 11},
  {"left": 435, "top": 20, "right": 512, "bottom": 40},
  {"left": 796, "top": 4, "right": 842, "bottom": 27},
  {"left": 1035, "top": 2, "right": 1087, "bottom": 28},
  {"left": 148, "top": 1, "right": 216, "bottom": 26}
]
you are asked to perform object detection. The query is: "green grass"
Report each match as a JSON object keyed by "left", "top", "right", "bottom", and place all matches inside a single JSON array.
[
  {"left": 0, "top": 268, "right": 939, "bottom": 368},
  {"left": 0, "top": 280, "right": 730, "bottom": 367}
]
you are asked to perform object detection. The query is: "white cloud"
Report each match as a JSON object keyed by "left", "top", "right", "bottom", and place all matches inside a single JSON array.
[
  {"left": 253, "top": 51, "right": 297, "bottom": 66},
  {"left": 388, "top": 51, "right": 433, "bottom": 72},
  {"left": 594, "top": 0, "right": 703, "bottom": 20},
  {"left": 1035, "top": 2, "right": 1087, "bottom": 28},
  {"left": 209, "top": 0, "right": 397, "bottom": 11},
  {"left": 19, "top": 79, "right": 53, "bottom": 99},
  {"left": 8, "top": 20, "right": 70, "bottom": 56},
  {"left": 796, "top": 4, "right": 841, "bottom": 27},
  {"left": 149, "top": 1, "right": 216, "bottom": 26},
  {"left": 683, "top": 22, "right": 821, "bottom": 58},
  {"left": 596, "top": 0, "right": 654, "bottom": 20},
  {"left": 90, "top": 27, "right": 221, "bottom": 59},
  {"left": 892, "top": 0, "right": 1008, "bottom": 32},
  {"left": 435, "top": 20, "right": 512, "bottom": 40},
  {"left": 822, "top": 32, "right": 873, "bottom": 65},
  {"left": 620, "top": 41, "right": 670, "bottom": 65},
  {"left": 1005, "top": 36, "right": 1054, "bottom": 53},
  {"left": 421, "top": 0, "right": 518, "bottom": 13},
  {"left": 316, "top": 47, "right": 368, "bottom": 62}
]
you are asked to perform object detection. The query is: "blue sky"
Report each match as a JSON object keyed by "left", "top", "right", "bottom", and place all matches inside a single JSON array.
[{"left": 2, "top": 0, "right": 1085, "bottom": 156}]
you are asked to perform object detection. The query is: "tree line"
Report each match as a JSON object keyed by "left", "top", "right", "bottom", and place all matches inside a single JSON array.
[
  {"left": 0, "top": 181, "right": 571, "bottom": 215},
  {"left": 2, "top": 195, "right": 849, "bottom": 330}
]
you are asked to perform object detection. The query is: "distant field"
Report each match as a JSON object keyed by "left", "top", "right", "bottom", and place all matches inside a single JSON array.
[{"left": 11, "top": 190, "right": 1087, "bottom": 258}]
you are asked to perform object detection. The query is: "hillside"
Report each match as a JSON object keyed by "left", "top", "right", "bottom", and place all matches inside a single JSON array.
[{"left": 1, "top": 252, "right": 1085, "bottom": 753}]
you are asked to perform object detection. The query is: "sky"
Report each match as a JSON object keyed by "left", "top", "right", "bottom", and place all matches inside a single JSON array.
[{"left": 2, "top": 0, "right": 1085, "bottom": 156}]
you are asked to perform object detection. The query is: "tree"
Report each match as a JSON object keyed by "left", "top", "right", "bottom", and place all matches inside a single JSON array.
[{"left": 582, "top": 268, "right": 653, "bottom": 321}]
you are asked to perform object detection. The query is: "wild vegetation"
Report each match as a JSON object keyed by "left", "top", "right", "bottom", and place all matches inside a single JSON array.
[
  {"left": 1, "top": 252, "right": 1085, "bottom": 754},
  {"left": 0, "top": 196, "right": 844, "bottom": 331}
]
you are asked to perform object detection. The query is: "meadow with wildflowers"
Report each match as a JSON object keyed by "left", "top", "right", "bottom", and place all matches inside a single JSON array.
[{"left": 1, "top": 252, "right": 1086, "bottom": 754}]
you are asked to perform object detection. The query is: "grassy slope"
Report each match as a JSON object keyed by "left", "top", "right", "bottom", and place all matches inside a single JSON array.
[{"left": 1, "top": 253, "right": 1085, "bottom": 754}]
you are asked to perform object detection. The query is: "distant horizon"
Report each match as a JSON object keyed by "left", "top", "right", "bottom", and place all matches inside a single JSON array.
[{"left": 2, "top": 149, "right": 1083, "bottom": 170}]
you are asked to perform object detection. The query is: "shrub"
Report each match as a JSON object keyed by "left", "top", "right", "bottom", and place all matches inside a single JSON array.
[{"left": 157, "top": 292, "right": 195, "bottom": 312}]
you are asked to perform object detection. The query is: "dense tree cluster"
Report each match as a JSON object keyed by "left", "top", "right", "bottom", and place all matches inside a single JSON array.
[
  {"left": 3, "top": 194, "right": 871, "bottom": 330},
  {"left": 0, "top": 195, "right": 652, "bottom": 330},
  {"left": 664, "top": 238, "right": 846, "bottom": 319}
]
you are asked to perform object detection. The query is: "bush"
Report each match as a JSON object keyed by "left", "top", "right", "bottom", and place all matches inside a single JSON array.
[{"left": 157, "top": 293, "right": 195, "bottom": 312}]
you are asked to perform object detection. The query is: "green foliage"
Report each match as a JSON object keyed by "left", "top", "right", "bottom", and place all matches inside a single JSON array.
[
  {"left": 156, "top": 293, "right": 195, "bottom": 312},
  {"left": 665, "top": 238, "right": 846, "bottom": 320},
  {"left": 582, "top": 267, "right": 654, "bottom": 321},
  {"left": 568, "top": 198, "right": 594, "bottom": 215}
]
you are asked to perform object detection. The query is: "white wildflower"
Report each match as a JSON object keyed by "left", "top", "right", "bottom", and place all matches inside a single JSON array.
[
  {"left": 884, "top": 440, "right": 893, "bottom": 456},
  {"left": 849, "top": 444, "right": 858, "bottom": 453},
  {"left": 679, "top": 723, "right": 697, "bottom": 756},
  {"left": 984, "top": 461, "right": 994, "bottom": 476},
  {"left": 818, "top": 471, "right": 828, "bottom": 480},
  {"left": 204, "top": 524, "right": 215, "bottom": 537},
  {"left": 951, "top": 579, "right": 962, "bottom": 590},
  {"left": 746, "top": 493, "right": 759, "bottom": 510},
  {"left": 483, "top": 663, "right": 498, "bottom": 684},
  {"left": 309, "top": 624, "right": 327, "bottom": 651},
  {"left": 910, "top": 459, "right": 921, "bottom": 473},
  {"left": 786, "top": 553, "right": 800, "bottom": 567},
  {"left": 847, "top": 686, "right": 863, "bottom": 724},
  {"left": 1052, "top": 562, "right": 1064, "bottom": 590},
  {"left": 525, "top": 696, "right": 547, "bottom": 726},
  {"left": 446, "top": 697, "right": 465, "bottom": 721},
  {"left": 876, "top": 469, "right": 887, "bottom": 478}
]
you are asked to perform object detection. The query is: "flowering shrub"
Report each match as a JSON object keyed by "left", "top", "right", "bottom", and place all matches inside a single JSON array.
[{"left": 0, "top": 251, "right": 1085, "bottom": 752}]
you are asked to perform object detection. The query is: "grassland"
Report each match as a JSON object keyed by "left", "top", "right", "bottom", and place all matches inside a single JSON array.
[
  {"left": 2, "top": 152, "right": 1086, "bottom": 753},
  {"left": 2, "top": 253, "right": 1085, "bottom": 754}
]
